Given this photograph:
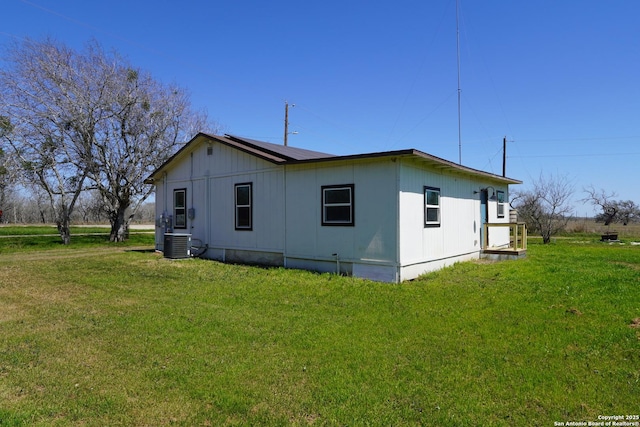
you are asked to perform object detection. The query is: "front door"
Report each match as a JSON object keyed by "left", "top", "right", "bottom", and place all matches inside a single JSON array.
[{"left": 480, "top": 189, "right": 488, "bottom": 248}]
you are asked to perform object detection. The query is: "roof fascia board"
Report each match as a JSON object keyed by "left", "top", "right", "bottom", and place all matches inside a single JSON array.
[
  {"left": 286, "top": 149, "right": 521, "bottom": 185},
  {"left": 145, "top": 134, "right": 521, "bottom": 186},
  {"left": 212, "top": 135, "right": 287, "bottom": 164},
  {"left": 144, "top": 133, "right": 286, "bottom": 184},
  {"left": 224, "top": 134, "right": 295, "bottom": 162}
]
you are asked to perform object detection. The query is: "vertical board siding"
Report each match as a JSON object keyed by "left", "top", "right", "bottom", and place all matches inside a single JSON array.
[
  {"left": 398, "top": 157, "right": 511, "bottom": 274},
  {"left": 399, "top": 159, "right": 478, "bottom": 266},
  {"left": 285, "top": 159, "right": 398, "bottom": 264},
  {"left": 153, "top": 137, "right": 517, "bottom": 281},
  {"left": 188, "top": 178, "right": 207, "bottom": 242},
  {"left": 156, "top": 140, "right": 285, "bottom": 255}
]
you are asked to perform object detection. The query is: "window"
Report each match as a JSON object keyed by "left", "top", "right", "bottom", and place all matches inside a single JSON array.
[
  {"left": 235, "top": 183, "right": 252, "bottom": 230},
  {"left": 322, "top": 184, "right": 354, "bottom": 226},
  {"left": 173, "top": 188, "right": 187, "bottom": 229},
  {"left": 424, "top": 186, "right": 440, "bottom": 227},
  {"left": 497, "top": 190, "right": 505, "bottom": 218}
]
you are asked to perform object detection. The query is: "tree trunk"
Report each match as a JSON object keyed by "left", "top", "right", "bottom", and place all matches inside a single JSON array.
[
  {"left": 109, "top": 205, "right": 129, "bottom": 242},
  {"left": 57, "top": 217, "right": 71, "bottom": 245}
]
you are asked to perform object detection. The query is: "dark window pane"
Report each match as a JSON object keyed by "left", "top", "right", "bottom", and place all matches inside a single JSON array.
[
  {"left": 426, "top": 207, "right": 439, "bottom": 223},
  {"left": 175, "top": 191, "right": 185, "bottom": 208},
  {"left": 175, "top": 211, "right": 186, "bottom": 228},
  {"left": 237, "top": 207, "right": 251, "bottom": 228},
  {"left": 325, "top": 188, "right": 351, "bottom": 204},
  {"left": 325, "top": 206, "right": 351, "bottom": 222},
  {"left": 236, "top": 186, "right": 250, "bottom": 205},
  {"left": 174, "top": 189, "right": 187, "bottom": 228},
  {"left": 426, "top": 190, "right": 439, "bottom": 206}
]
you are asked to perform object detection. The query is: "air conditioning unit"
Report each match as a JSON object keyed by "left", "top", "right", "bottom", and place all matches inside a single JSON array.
[{"left": 163, "top": 233, "right": 191, "bottom": 259}]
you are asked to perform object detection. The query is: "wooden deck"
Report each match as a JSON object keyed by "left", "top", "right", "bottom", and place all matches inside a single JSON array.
[{"left": 481, "top": 222, "right": 527, "bottom": 260}]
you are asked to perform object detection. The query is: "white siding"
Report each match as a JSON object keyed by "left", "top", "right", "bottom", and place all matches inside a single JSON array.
[
  {"left": 484, "top": 188, "right": 511, "bottom": 249},
  {"left": 396, "top": 158, "right": 512, "bottom": 281},
  {"left": 154, "top": 141, "right": 285, "bottom": 259},
  {"left": 398, "top": 159, "right": 480, "bottom": 268},
  {"left": 152, "top": 137, "right": 518, "bottom": 282},
  {"left": 284, "top": 158, "right": 399, "bottom": 277}
]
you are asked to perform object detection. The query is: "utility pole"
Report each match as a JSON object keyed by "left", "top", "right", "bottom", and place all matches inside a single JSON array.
[
  {"left": 283, "top": 101, "right": 297, "bottom": 146},
  {"left": 283, "top": 102, "right": 289, "bottom": 146}
]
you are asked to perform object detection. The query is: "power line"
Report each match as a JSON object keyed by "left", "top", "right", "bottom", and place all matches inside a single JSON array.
[
  {"left": 19, "top": 0, "right": 151, "bottom": 52},
  {"left": 384, "top": 0, "right": 453, "bottom": 150},
  {"left": 510, "top": 152, "right": 640, "bottom": 159},
  {"left": 516, "top": 135, "right": 640, "bottom": 143}
]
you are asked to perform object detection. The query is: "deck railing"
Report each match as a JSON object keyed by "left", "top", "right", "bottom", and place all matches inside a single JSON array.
[{"left": 482, "top": 222, "right": 527, "bottom": 251}]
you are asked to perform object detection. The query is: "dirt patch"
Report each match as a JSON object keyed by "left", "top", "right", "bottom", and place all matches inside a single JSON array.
[
  {"left": 0, "top": 246, "right": 153, "bottom": 263},
  {"left": 0, "top": 302, "right": 20, "bottom": 323},
  {"left": 473, "top": 259, "right": 498, "bottom": 265},
  {"left": 610, "top": 261, "right": 640, "bottom": 271},
  {"left": 629, "top": 318, "right": 640, "bottom": 329}
]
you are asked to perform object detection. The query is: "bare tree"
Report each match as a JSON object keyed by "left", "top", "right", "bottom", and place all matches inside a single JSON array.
[
  {"left": 82, "top": 58, "right": 209, "bottom": 241},
  {"left": 615, "top": 200, "right": 640, "bottom": 225},
  {"left": 0, "top": 38, "right": 213, "bottom": 242},
  {"left": 132, "top": 202, "right": 155, "bottom": 224},
  {"left": 511, "top": 173, "right": 574, "bottom": 244},
  {"left": 582, "top": 186, "right": 617, "bottom": 224},
  {"left": 74, "top": 190, "right": 109, "bottom": 224},
  {"left": 582, "top": 186, "right": 639, "bottom": 226},
  {"left": 0, "top": 116, "right": 14, "bottom": 218},
  {"left": 0, "top": 41, "right": 91, "bottom": 243}
]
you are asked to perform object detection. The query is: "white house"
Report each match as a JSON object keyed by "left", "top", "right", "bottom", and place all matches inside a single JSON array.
[{"left": 145, "top": 133, "right": 523, "bottom": 282}]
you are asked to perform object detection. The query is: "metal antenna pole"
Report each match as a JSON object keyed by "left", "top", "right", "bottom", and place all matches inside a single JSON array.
[
  {"left": 502, "top": 136, "right": 507, "bottom": 177},
  {"left": 456, "top": 0, "right": 462, "bottom": 164}
]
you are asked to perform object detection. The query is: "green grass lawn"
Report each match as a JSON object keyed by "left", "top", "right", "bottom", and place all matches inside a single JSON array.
[
  {"left": 0, "top": 232, "right": 639, "bottom": 426},
  {"left": 0, "top": 225, "right": 153, "bottom": 254}
]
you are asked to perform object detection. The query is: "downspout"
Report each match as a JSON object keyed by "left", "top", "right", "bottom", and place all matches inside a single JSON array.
[
  {"left": 190, "top": 152, "right": 194, "bottom": 232},
  {"left": 163, "top": 172, "right": 168, "bottom": 215},
  {"left": 204, "top": 169, "right": 210, "bottom": 257},
  {"left": 161, "top": 171, "right": 168, "bottom": 251}
]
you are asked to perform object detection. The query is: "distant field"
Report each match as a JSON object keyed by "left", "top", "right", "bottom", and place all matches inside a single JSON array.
[
  {"left": 0, "top": 225, "right": 155, "bottom": 253},
  {"left": 0, "top": 229, "right": 638, "bottom": 425},
  {"left": 0, "top": 224, "right": 154, "bottom": 235},
  {"left": 564, "top": 218, "right": 640, "bottom": 239}
]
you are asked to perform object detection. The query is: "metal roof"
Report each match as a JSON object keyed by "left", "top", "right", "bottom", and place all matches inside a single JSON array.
[{"left": 225, "top": 135, "right": 335, "bottom": 161}]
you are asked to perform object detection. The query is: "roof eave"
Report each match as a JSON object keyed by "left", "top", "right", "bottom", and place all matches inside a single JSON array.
[
  {"left": 285, "top": 149, "right": 522, "bottom": 184},
  {"left": 144, "top": 135, "right": 522, "bottom": 186},
  {"left": 144, "top": 133, "right": 288, "bottom": 184}
]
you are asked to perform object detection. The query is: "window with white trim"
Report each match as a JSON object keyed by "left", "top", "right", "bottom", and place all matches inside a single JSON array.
[
  {"left": 235, "top": 183, "right": 252, "bottom": 230},
  {"left": 173, "top": 188, "right": 187, "bottom": 229},
  {"left": 322, "top": 184, "right": 354, "bottom": 226},
  {"left": 497, "top": 190, "right": 505, "bottom": 218},
  {"left": 424, "top": 186, "right": 440, "bottom": 227}
]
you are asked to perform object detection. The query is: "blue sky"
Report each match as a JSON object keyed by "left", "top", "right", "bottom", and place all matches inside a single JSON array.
[{"left": 3, "top": 0, "right": 639, "bottom": 215}]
